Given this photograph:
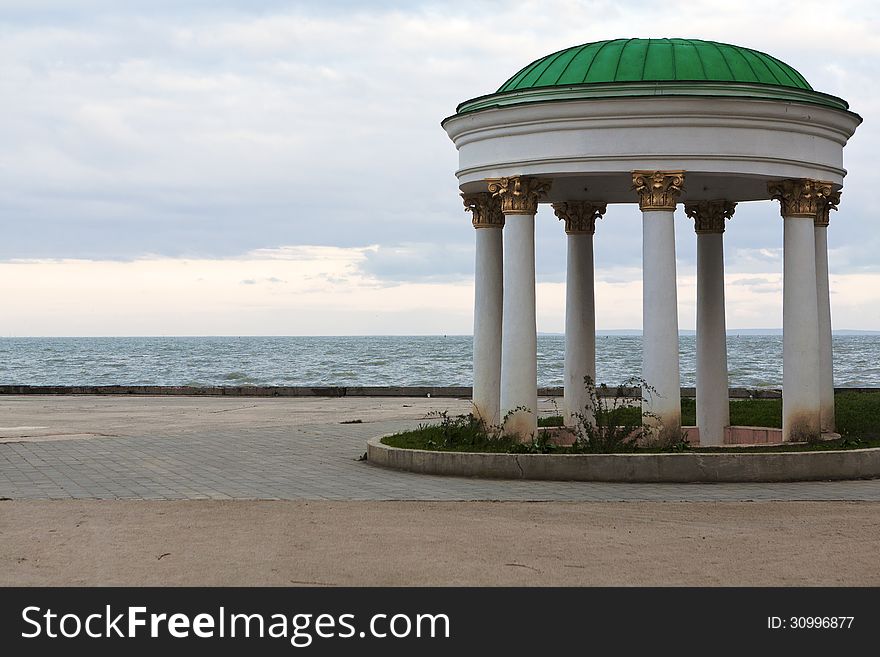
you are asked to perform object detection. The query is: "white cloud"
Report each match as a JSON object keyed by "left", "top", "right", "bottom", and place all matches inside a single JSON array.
[
  {"left": 0, "top": 246, "right": 475, "bottom": 335},
  {"left": 0, "top": 0, "right": 878, "bottom": 332},
  {"left": 2, "top": 244, "right": 877, "bottom": 335}
]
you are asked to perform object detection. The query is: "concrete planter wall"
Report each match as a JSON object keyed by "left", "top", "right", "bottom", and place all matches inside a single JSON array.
[{"left": 367, "top": 437, "right": 880, "bottom": 483}]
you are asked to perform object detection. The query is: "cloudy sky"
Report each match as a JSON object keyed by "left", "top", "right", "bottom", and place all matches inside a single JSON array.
[{"left": 0, "top": 0, "right": 877, "bottom": 335}]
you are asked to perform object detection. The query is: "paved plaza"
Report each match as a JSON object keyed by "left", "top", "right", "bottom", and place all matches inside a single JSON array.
[{"left": 2, "top": 395, "right": 880, "bottom": 501}]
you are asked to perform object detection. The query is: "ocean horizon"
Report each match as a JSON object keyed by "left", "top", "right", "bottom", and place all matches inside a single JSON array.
[
  {"left": 2, "top": 334, "right": 879, "bottom": 389},
  {"left": 5, "top": 329, "right": 880, "bottom": 338}
]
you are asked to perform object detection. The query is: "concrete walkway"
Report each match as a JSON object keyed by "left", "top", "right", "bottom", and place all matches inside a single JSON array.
[{"left": 2, "top": 395, "right": 880, "bottom": 501}]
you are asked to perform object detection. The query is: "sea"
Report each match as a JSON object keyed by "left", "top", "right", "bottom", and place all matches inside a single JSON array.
[{"left": 0, "top": 334, "right": 878, "bottom": 388}]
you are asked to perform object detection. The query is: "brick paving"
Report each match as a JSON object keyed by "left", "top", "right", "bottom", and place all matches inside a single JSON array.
[{"left": 2, "top": 413, "right": 880, "bottom": 501}]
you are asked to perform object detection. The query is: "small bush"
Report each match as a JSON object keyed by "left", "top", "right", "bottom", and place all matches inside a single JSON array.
[
  {"left": 508, "top": 430, "right": 557, "bottom": 454},
  {"left": 570, "top": 376, "right": 664, "bottom": 453},
  {"left": 384, "top": 408, "right": 524, "bottom": 453}
]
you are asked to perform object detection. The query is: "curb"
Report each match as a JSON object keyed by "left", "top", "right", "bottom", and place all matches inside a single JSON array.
[{"left": 366, "top": 436, "right": 880, "bottom": 483}]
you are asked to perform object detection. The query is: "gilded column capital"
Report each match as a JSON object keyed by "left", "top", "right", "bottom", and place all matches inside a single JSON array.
[
  {"left": 551, "top": 201, "right": 607, "bottom": 235},
  {"left": 485, "top": 176, "right": 551, "bottom": 215},
  {"left": 632, "top": 171, "right": 685, "bottom": 211},
  {"left": 684, "top": 200, "right": 736, "bottom": 234},
  {"left": 815, "top": 189, "right": 842, "bottom": 228},
  {"left": 768, "top": 178, "right": 835, "bottom": 219},
  {"left": 462, "top": 192, "right": 504, "bottom": 229}
]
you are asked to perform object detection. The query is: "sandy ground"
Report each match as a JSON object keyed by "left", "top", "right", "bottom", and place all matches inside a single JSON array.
[{"left": 2, "top": 500, "right": 878, "bottom": 586}]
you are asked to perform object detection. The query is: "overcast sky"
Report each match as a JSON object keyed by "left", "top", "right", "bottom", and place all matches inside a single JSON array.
[{"left": 1, "top": 0, "right": 877, "bottom": 335}]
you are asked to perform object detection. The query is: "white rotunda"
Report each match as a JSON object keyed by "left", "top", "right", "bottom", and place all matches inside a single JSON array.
[{"left": 443, "top": 38, "right": 861, "bottom": 444}]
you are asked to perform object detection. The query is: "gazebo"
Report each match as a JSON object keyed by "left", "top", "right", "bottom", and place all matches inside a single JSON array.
[{"left": 442, "top": 38, "right": 861, "bottom": 444}]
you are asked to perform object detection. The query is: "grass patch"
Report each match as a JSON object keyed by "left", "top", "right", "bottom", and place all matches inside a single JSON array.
[
  {"left": 729, "top": 398, "right": 782, "bottom": 427},
  {"left": 540, "top": 398, "right": 784, "bottom": 429},
  {"left": 382, "top": 410, "right": 528, "bottom": 453},
  {"left": 836, "top": 391, "right": 880, "bottom": 440},
  {"left": 382, "top": 391, "right": 880, "bottom": 454},
  {"left": 382, "top": 425, "right": 518, "bottom": 453}
]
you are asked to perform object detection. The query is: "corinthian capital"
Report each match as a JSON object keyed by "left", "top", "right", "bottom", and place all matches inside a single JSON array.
[
  {"left": 462, "top": 192, "right": 504, "bottom": 229},
  {"left": 551, "top": 201, "right": 607, "bottom": 234},
  {"left": 815, "top": 189, "right": 842, "bottom": 228},
  {"left": 486, "top": 176, "right": 551, "bottom": 215},
  {"left": 768, "top": 179, "right": 834, "bottom": 219},
  {"left": 684, "top": 200, "right": 736, "bottom": 234},
  {"left": 632, "top": 171, "right": 685, "bottom": 211}
]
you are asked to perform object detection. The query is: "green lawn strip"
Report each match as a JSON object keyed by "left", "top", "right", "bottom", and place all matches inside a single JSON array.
[
  {"left": 541, "top": 398, "right": 782, "bottom": 429},
  {"left": 835, "top": 391, "right": 880, "bottom": 439}
]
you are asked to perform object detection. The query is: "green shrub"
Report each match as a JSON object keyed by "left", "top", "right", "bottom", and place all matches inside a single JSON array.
[{"left": 570, "top": 376, "right": 665, "bottom": 453}]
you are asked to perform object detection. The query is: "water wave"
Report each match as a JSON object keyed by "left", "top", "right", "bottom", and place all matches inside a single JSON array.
[{"left": 0, "top": 335, "right": 878, "bottom": 388}]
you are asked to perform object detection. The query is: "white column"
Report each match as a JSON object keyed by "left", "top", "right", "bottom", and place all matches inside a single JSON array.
[
  {"left": 783, "top": 216, "right": 820, "bottom": 440},
  {"left": 501, "top": 214, "right": 537, "bottom": 438},
  {"left": 815, "top": 192, "right": 839, "bottom": 432},
  {"left": 488, "top": 176, "right": 550, "bottom": 441},
  {"left": 686, "top": 201, "right": 734, "bottom": 446},
  {"left": 564, "top": 233, "right": 594, "bottom": 425},
  {"left": 770, "top": 179, "right": 829, "bottom": 442},
  {"left": 633, "top": 171, "right": 684, "bottom": 444},
  {"left": 464, "top": 193, "right": 504, "bottom": 427},
  {"left": 552, "top": 202, "right": 606, "bottom": 426}
]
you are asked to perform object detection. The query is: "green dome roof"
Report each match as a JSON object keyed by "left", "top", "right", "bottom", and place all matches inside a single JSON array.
[
  {"left": 452, "top": 38, "right": 851, "bottom": 115},
  {"left": 499, "top": 38, "right": 811, "bottom": 92}
]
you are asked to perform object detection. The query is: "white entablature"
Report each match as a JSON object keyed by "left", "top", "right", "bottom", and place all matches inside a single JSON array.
[{"left": 444, "top": 95, "right": 860, "bottom": 203}]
